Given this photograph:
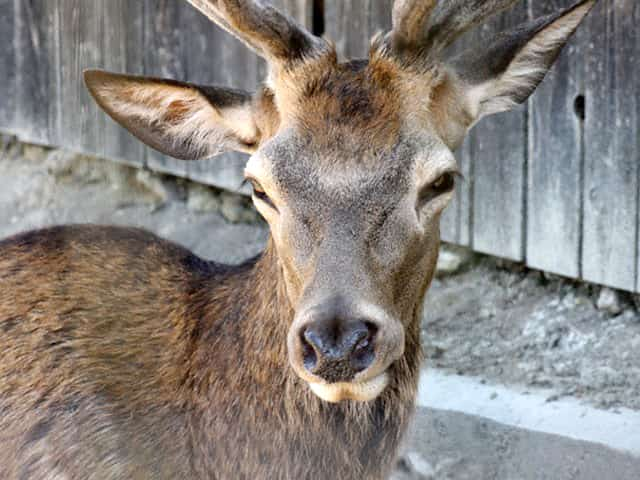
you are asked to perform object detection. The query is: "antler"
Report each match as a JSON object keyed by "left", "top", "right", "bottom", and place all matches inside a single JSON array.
[
  {"left": 185, "top": 0, "right": 325, "bottom": 63},
  {"left": 391, "top": 0, "right": 438, "bottom": 49},
  {"left": 389, "top": 0, "right": 519, "bottom": 57},
  {"left": 425, "top": 0, "right": 519, "bottom": 52}
]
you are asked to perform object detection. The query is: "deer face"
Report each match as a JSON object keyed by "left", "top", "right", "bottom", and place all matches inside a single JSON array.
[
  {"left": 244, "top": 58, "right": 461, "bottom": 401},
  {"left": 85, "top": 0, "right": 595, "bottom": 403}
]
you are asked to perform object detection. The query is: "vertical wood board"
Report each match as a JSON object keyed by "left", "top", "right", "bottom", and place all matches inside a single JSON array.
[
  {"left": 59, "top": 0, "right": 109, "bottom": 154},
  {"left": 99, "top": 0, "right": 146, "bottom": 167},
  {"left": 470, "top": 3, "right": 528, "bottom": 261},
  {"left": 0, "top": 0, "right": 16, "bottom": 131},
  {"left": 527, "top": 0, "right": 587, "bottom": 279},
  {"left": 583, "top": 0, "right": 638, "bottom": 291},
  {"left": 324, "top": 0, "right": 393, "bottom": 59},
  {"left": 14, "top": 0, "right": 59, "bottom": 145}
]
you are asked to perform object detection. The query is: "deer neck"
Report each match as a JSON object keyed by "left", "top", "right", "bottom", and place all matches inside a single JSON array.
[
  {"left": 190, "top": 234, "right": 423, "bottom": 408},
  {"left": 184, "top": 238, "right": 422, "bottom": 477}
]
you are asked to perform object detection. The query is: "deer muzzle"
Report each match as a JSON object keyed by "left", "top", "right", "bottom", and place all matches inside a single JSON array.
[{"left": 287, "top": 296, "right": 405, "bottom": 403}]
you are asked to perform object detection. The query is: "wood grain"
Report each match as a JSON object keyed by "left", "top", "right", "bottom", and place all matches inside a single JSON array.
[
  {"left": 469, "top": 3, "right": 528, "bottom": 261},
  {"left": 14, "top": 0, "right": 59, "bottom": 145},
  {"left": 582, "top": 0, "right": 638, "bottom": 291},
  {"left": 0, "top": 0, "right": 16, "bottom": 132},
  {"left": 527, "top": 0, "right": 586, "bottom": 279}
]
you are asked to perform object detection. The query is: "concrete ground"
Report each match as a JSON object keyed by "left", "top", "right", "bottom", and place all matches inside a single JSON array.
[{"left": 2, "top": 139, "right": 639, "bottom": 479}]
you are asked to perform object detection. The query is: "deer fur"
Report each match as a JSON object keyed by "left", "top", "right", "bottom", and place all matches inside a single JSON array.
[
  {"left": 0, "top": 1, "right": 596, "bottom": 478},
  {"left": 0, "top": 226, "right": 416, "bottom": 479}
]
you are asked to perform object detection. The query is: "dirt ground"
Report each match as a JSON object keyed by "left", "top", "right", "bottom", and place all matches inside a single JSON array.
[{"left": 423, "top": 259, "right": 640, "bottom": 411}]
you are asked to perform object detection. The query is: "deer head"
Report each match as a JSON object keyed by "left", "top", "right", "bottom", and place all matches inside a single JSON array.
[{"left": 84, "top": 0, "right": 595, "bottom": 403}]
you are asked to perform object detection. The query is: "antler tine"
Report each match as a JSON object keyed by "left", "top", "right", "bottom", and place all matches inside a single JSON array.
[
  {"left": 185, "top": 0, "right": 325, "bottom": 63},
  {"left": 391, "top": 0, "right": 438, "bottom": 49},
  {"left": 389, "top": 0, "right": 520, "bottom": 58},
  {"left": 425, "top": 0, "right": 520, "bottom": 53}
]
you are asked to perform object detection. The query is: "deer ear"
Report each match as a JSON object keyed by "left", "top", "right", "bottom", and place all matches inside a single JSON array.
[
  {"left": 84, "top": 70, "right": 274, "bottom": 160},
  {"left": 451, "top": 0, "right": 595, "bottom": 122}
]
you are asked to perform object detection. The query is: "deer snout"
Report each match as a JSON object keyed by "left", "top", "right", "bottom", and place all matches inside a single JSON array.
[
  {"left": 300, "top": 319, "right": 377, "bottom": 383},
  {"left": 288, "top": 299, "right": 405, "bottom": 402}
]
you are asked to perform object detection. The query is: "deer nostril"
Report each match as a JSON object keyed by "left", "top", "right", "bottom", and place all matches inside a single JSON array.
[
  {"left": 301, "top": 331, "right": 319, "bottom": 372},
  {"left": 349, "top": 322, "right": 377, "bottom": 373},
  {"left": 300, "top": 320, "right": 378, "bottom": 379}
]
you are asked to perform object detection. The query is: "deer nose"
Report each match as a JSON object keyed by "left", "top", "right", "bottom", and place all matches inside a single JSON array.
[{"left": 300, "top": 319, "right": 377, "bottom": 383}]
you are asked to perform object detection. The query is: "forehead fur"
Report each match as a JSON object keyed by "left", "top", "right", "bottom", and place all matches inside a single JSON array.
[
  {"left": 269, "top": 45, "right": 461, "bottom": 157},
  {"left": 275, "top": 49, "right": 413, "bottom": 152}
]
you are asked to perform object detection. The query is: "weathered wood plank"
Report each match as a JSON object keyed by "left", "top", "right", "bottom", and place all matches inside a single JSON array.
[
  {"left": 469, "top": 3, "right": 528, "bottom": 261},
  {"left": 99, "top": 0, "right": 146, "bottom": 167},
  {"left": 636, "top": 3, "right": 640, "bottom": 294},
  {"left": 274, "top": 0, "right": 313, "bottom": 28},
  {"left": 324, "top": 0, "right": 393, "bottom": 59},
  {"left": 14, "top": 0, "right": 59, "bottom": 145},
  {"left": 583, "top": 0, "right": 638, "bottom": 292},
  {"left": 527, "top": 0, "right": 586, "bottom": 279},
  {"left": 143, "top": 0, "right": 190, "bottom": 177},
  {"left": 0, "top": 0, "right": 16, "bottom": 132},
  {"left": 440, "top": 22, "right": 477, "bottom": 247},
  {"left": 59, "top": 0, "right": 108, "bottom": 154},
  {"left": 457, "top": 139, "right": 473, "bottom": 247}
]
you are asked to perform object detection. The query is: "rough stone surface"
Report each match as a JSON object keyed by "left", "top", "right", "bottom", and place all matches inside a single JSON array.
[
  {"left": 393, "top": 407, "right": 640, "bottom": 480},
  {"left": 435, "top": 245, "right": 475, "bottom": 276},
  {"left": 596, "top": 287, "right": 625, "bottom": 316},
  {"left": 422, "top": 263, "right": 640, "bottom": 410},
  {"left": 0, "top": 140, "right": 267, "bottom": 264},
  {"left": 187, "top": 182, "right": 222, "bottom": 213}
]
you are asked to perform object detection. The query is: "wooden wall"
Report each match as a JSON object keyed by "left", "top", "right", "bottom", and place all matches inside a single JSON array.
[{"left": 0, "top": 0, "right": 638, "bottom": 293}]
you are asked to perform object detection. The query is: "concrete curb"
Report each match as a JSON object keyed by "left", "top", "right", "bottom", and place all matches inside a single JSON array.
[
  {"left": 416, "top": 369, "right": 640, "bottom": 457},
  {"left": 394, "top": 369, "right": 640, "bottom": 479}
]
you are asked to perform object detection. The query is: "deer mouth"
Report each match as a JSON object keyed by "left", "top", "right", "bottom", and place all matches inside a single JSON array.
[{"left": 307, "top": 372, "right": 389, "bottom": 403}]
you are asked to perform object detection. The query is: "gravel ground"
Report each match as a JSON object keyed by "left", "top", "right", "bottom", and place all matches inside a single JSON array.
[{"left": 423, "top": 259, "right": 640, "bottom": 411}]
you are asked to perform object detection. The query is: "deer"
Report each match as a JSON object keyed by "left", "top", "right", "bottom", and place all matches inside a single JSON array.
[{"left": 0, "top": 0, "right": 595, "bottom": 478}]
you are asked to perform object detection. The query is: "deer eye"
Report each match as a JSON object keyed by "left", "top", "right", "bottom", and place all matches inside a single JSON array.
[
  {"left": 247, "top": 178, "right": 276, "bottom": 211},
  {"left": 417, "top": 172, "right": 456, "bottom": 209}
]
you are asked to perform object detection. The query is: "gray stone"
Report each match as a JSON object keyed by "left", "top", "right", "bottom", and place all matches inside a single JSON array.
[
  {"left": 187, "top": 183, "right": 221, "bottom": 213},
  {"left": 436, "top": 245, "right": 473, "bottom": 276},
  {"left": 135, "top": 169, "right": 179, "bottom": 204},
  {"left": 401, "top": 404, "right": 640, "bottom": 480},
  {"left": 596, "top": 288, "right": 624, "bottom": 316},
  {"left": 392, "top": 452, "right": 436, "bottom": 480},
  {"left": 220, "top": 192, "right": 259, "bottom": 224},
  {"left": 21, "top": 143, "right": 50, "bottom": 162}
]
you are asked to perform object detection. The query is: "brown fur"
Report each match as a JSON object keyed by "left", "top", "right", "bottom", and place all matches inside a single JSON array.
[
  {"left": 0, "top": 226, "right": 419, "bottom": 479},
  {"left": 275, "top": 50, "right": 405, "bottom": 153}
]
